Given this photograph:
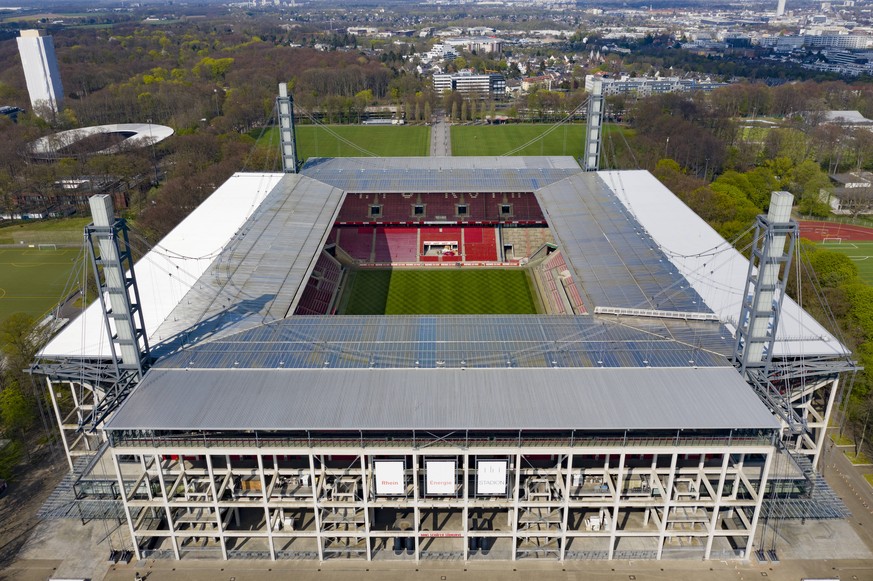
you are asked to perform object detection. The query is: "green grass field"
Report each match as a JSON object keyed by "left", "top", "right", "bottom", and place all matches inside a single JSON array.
[
  {"left": 0, "top": 247, "right": 84, "bottom": 328},
  {"left": 0, "top": 217, "right": 91, "bottom": 246},
  {"left": 256, "top": 125, "right": 430, "bottom": 158},
  {"left": 817, "top": 241, "right": 873, "bottom": 285},
  {"left": 342, "top": 269, "right": 537, "bottom": 315},
  {"left": 450, "top": 124, "right": 632, "bottom": 157}
]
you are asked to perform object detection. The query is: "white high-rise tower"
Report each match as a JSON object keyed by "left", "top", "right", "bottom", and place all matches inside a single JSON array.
[
  {"left": 776, "top": 0, "right": 787, "bottom": 17},
  {"left": 16, "top": 29, "right": 64, "bottom": 118}
]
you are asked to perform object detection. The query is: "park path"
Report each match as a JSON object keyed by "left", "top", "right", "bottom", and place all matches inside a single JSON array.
[{"left": 429, "top": 111, "right": 451, "bottom": 157}]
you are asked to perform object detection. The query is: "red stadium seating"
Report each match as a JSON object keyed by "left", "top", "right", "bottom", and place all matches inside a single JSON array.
[
  {"left": 537, "top": 250, "right": 587, "bottom": 315},
  {"left": 335, "top": 224, "right": 508, "bottom": 265},
  {"left": 374, "top": 227, "right": 418, "bottom": 262},
  {"left": 336, "top": 227, "right": 374, "bottom": 261},
  {"left": 294, "top": 251, "right": 343, "bottom": 315},
  {"left": 464, "top": 227, "right": 498, "bottom": 261},
  {"left": 335, "top": 192, "right": 546, "bottom": 224}
]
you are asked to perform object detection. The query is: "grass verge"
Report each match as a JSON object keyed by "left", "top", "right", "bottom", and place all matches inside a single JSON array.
[
  {"left": 830, "top": 432, "right": 854, "bottom": 446},
  {"left": 844, "top": 449, "right": 873, "bottom": 465}
]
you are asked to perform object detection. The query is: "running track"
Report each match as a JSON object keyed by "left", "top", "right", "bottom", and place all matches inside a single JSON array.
[{"left": 798, "top": 220, "right": 873, "bottom": 242}]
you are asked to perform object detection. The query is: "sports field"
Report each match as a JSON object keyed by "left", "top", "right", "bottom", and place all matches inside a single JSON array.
[
  {"left": 256, "top": 125, "right": 431, "bottom": 158},
  {"left": 341, "top": 269, "right": 537, "bottom": 315},
  {"left": 0, "top": 217, "right": 91, "bottom": 246},
  {"left": 450, "top": 124, "right": 631, "bottom": 157},
  {"left": 0, "top": 247, "right": 84, "bottom": 327},
  {"left": 816, "top": 241, "right": 873, "bottom": 285}
]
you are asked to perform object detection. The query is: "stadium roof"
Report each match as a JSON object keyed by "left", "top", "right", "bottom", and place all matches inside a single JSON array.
[
  {"left": 152, "top": 314, "right": 733, "bottom": 370},
  {"left": 39, "top": 172, "right": 284, "bottom": 360},
  {"left": 536, "top": 173, "right": 710, "bottom": 313},
  {"left": 30, "top": 123, "right": 175, "bottom": 157},
  {"left": 602, "top": 170, "right": 848, "bottom": 358},
  {"left": 147, "top": 174, "right": 344, "bottom": 351},
  {"left": 39, "top": 159, "right": 847, "bottom": 369},
  {"left": 106, "top": 366, "right": 779, "bottom": 432},
  {"left": 301, "top": 156, "right": 582, "bottom": 193}
]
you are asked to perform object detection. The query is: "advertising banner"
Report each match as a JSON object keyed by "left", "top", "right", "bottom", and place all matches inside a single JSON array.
[
  {"left": 425, "top": 460, "right": 456, "bottom": 495},
  {"left": 374, "top": 460, "right": 405, "bottom": 495},
  {"left": 476, "top": 460, "right": 507, "bottom": 495}
]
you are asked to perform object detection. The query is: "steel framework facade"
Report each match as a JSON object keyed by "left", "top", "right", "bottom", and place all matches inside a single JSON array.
[{"left": 107, "top": 432, "right": 775, "bottom": 562}]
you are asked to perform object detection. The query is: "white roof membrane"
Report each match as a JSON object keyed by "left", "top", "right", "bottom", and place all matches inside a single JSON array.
[{"left": 39, "top": 172, "right": 284, "bottom": 360}]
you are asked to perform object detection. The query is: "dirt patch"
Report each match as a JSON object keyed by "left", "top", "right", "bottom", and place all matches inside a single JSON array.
[{"left": 0, "top": 446, "right": 68, "bottom": 569}]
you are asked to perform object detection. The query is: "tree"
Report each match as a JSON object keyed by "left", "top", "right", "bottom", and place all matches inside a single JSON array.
[
  {"left": 0, "top": 313, "right": 42, "bottom": 375},
  {"left": 194, "top": 57, "right": 235, "bottom": 81},
  {"left": 0, "top": 385, "right": 34, "bottom": 441},
  {"left": 791, "top": 159, "right": 832, "bottom": 216}
]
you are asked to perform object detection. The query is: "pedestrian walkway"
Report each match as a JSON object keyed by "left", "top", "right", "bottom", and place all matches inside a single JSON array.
[{"left": 429, "top": 112, "right": 451, "bottom": 156}]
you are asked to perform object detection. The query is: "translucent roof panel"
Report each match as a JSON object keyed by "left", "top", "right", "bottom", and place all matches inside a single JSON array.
[
  {"left": 149, "top": 175, "right": 346, "bottom": 355},
  {"left": 302, "top": 156, "right": 582, "bottom": 193},
  {"left": 154, "top": 314, "right": 735, "bottom": 370},
  {"left": 537, "top": 173, "right": 713, "bottom": 314}
]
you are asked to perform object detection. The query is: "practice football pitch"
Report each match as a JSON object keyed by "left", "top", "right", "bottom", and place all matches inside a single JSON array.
[
  {"left": 256, "top": 125, "right": 430, "bottom": 158},
  {"left": 450, "top": 124, "right": 631, "bottom": 157},
  {"left": 0, "top": 247, "right": 83, "bottom": 327},
  {"left": 816, "top": 241, "right": 873, "bottom": 285},
  {"left": 341, "top": 269, "right": 538, "bottom": 315}
]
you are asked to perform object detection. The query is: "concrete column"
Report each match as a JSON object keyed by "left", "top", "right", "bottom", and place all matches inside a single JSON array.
[
  {"left": 111, "top": 452, "right": 141, "bottom": 560},
  {"left": 46, "top": 379, "right": 74, "bottom": 472}
]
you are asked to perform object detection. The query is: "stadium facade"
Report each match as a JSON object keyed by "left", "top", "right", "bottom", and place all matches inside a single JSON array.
[{"left": 34, "top": 157, "right": 855, "bottom": 562}]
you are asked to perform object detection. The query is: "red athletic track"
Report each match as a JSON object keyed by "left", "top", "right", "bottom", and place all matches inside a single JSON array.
[{"left": 797, "top": 220, "right": 873, "bottom": 242}]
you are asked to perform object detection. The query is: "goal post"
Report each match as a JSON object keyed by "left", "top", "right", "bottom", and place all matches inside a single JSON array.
[{"left": 37, "top": 243, "right": 58, "bottom": 251}]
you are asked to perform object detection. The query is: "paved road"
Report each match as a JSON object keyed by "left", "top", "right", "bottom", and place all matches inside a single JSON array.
[
  {"left": 430, "top": 112, "right": 451, "bottom": 157},
  {"left": 822, "top": 433, "right": 873, "bottom": 548}
]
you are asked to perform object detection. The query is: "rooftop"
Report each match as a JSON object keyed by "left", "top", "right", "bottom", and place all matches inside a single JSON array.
[
  {"left": 39, "top": 158, "right": 848, "bottom": 434},
  {"left": 106, "top": 366, "right": 778, "bottom": 432}
]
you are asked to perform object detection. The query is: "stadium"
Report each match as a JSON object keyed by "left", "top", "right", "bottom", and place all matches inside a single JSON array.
[{"left": 33, "top": 146, "right": 855, "bottom": 562}]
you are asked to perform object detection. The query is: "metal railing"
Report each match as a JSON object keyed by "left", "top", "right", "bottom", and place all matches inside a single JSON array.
[{"left": 112, "top": 434, "right": 772, "bottom": 451}]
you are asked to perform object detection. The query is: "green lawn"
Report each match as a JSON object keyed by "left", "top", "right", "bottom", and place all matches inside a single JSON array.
[
  {"left": 816, "top": 241, "right": 873, "bottom": 285},
  {"left": 450, "top": 124, "right": 631, "bottom": 157},
  {"left": 844, "top": 449, "right": 873, "bottom": 465},
  {"left": 0, "top": 247, "right": 84, "bottom": 328},
  {"left": 255, "top": 125, "right": 430, "bottom": 159},
  {"left": 342, "top": 268, "right": 537, "bottom": 315},
  {"left": 0, "top": 217, "right": 91, "bottom": 246}
]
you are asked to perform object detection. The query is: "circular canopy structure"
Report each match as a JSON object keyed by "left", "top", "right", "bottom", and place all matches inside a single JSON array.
[{"left": 29, "top": 123, "right": 174, "bottom": 158}]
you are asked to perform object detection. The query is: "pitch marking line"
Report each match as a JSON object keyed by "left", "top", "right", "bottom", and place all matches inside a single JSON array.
[{"left": 0, "top": 288, "right": 5, "bottom": 299}]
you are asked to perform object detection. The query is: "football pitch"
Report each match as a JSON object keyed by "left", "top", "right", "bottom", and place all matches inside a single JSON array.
[
  {"left": 256, "top": 125, "right": 431, "bottom": 158},
  {"left": 341, "top": 269, "right": 538, "bottom": 315},
  {"left": 0, "top": 247, "right": 84, "bottom": 327},
  {"left": 816, "top": 241, "right": 873, "bottom": 285},
  {"left": 450, "top": 124, "right": 631, "bottom": 157}
]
